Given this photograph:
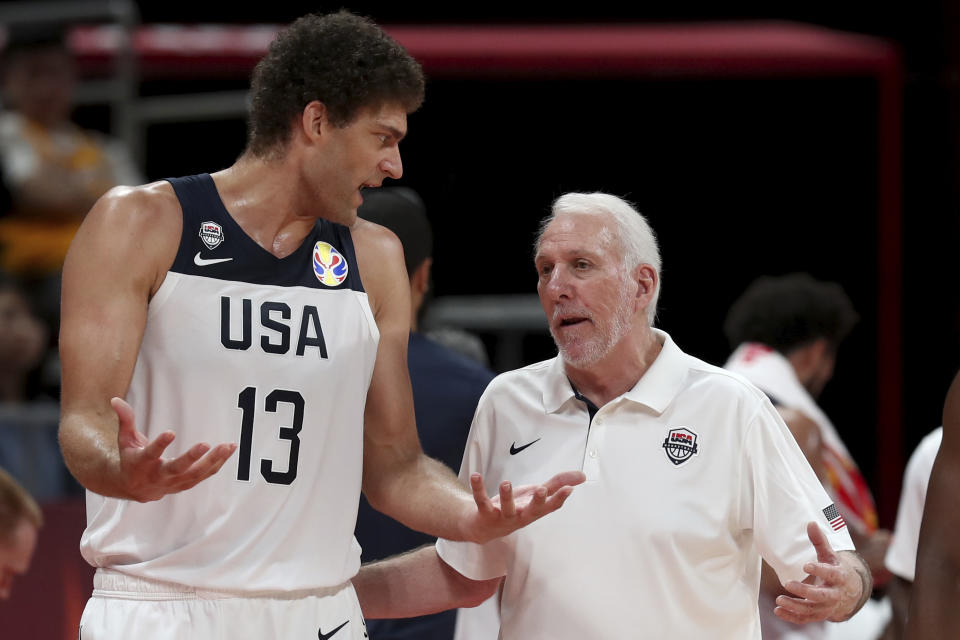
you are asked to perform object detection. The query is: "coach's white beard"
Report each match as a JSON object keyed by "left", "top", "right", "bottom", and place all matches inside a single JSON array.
[{"left": 554, "top": 289, "right": 634, "bottom": 369}]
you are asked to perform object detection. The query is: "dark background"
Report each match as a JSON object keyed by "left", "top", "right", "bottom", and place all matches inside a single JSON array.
[{"left": 16, "top": 1, "right": 960, "bottom": 524}]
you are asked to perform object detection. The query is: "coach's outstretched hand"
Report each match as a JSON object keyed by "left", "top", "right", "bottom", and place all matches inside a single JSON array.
[
  {"left": 774, "top": 521, "right": 872, "bottom": 624},
  {"left": 113, "top": 397, "right": 237, "bottom": 502},
  {"left": 460, "top": 470, "right": 586, "bottom": 544}
]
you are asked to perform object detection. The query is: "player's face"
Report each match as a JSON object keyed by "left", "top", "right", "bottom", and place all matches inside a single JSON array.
[
  {"left": 310, "top": 102, "right": 407, "bottom": 225},
  {"left": 0, "top": 519, "right": 37, "bottom": 600},
  {"left": 535, "top": 213, "right": 638, "bottom": 368},
  {"left": 804, "top": 348, "right": 836, "bottom": 398}
]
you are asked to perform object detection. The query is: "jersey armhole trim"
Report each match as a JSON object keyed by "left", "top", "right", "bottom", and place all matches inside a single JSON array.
[
  {"left": 146, "top": 271, "right": 183, "bottom": 319},
  {"left": 355, "top": 292, "right": 380, "bottom": 344}
]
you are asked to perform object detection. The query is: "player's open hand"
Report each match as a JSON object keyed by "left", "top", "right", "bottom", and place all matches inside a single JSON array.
[
  {"left": 462, "top": 470, "right": 586, "bottom": 544},
  {"left": 774, "top": 521, "right": 869, "bottom": 624},
  {"left": 113, "top": 397, "right": 237, "bottom": 502}
]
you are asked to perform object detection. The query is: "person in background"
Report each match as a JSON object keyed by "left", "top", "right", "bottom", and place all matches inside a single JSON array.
[
  {"left": 0, "top": 270, "right": 72, "bottom": 501},
  {"left": 0, "top": 466, "right": 42, "bottom": 600},
  {"left": 905, "top": 369, "right": 960, "bottom": 640},
  {"left": 882, "top": 425, "right": 942, "bottom": 639},
  {"left": 0, "top": 23, "right": 142, "bottom": 328},
  {"left": 356, "top": 186, "right": 495, "bottom": 639},
  {"left": 0, "top": 270, "right": 48, "bottom": 405},
  {"left": 723, "top": 273, "right": 892, "bottom": 639}
]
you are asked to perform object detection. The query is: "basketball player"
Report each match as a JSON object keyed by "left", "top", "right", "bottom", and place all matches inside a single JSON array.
[
  {"left": 905, "top": 369, "right": 960, "bottom": 639},
  {"left": 57, "top": 12, "right": 582, "bottom": 639},
  {"left": 354, "top": 193, "right": 872, "bottom": 639},
  {"left": 722, "top": 274, "right": 893, "bottom": 639},
  {"left": 884, "top": 424, "right": 941, "bottom": 637}
]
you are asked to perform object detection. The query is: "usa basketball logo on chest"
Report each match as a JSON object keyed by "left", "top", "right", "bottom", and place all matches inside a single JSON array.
[
  {"left": 313, "top": 241, "right": 349, "bottom": 286},
  {"left": 663, "top": 427, "right": 700, "bottom": 466}
]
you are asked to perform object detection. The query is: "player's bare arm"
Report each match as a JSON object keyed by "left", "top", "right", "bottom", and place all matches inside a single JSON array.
[
  {"left": 58, "top": 183, "right": 237, "bottom": 501},
  {"left": 352, "top": 219, "right": 584, "bottom": 543},
  {"left": 905, "top": 370, "right": 960, "bottom": 639},
  {"left": 353, "top": 544, "right": 500, "bottom": 619},
  {"left": 773, "top": 522, "right": 871, "bottom": 624}
]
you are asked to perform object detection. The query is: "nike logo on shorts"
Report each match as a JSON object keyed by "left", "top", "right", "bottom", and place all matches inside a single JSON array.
[
  {"left": 318, "top": 620, "right": 349, "bottom": 640},
  {"left": 194, "top": 252, "right": 233, "bottom": 266},
  {"left": 510, "top": 438, "right": 541, "bottom": 455}
]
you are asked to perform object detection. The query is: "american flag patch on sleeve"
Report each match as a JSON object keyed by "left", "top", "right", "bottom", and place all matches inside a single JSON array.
[{"left": 822, "top": 503, "right": 846, "bottom": 531}]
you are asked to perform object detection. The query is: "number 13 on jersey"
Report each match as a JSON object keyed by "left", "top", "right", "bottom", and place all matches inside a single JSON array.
[{"left": 236, "top": 387, "right": 304, "bottom": 485}]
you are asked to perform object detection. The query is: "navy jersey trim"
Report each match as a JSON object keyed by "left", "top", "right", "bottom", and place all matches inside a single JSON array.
[{"left": 166, "top": 174, "right": 365, "bottom": 292}]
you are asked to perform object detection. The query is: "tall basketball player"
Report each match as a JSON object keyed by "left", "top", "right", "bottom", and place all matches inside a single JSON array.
[{"left": 57, "top": 11, "right": 583, "bottom": 639}]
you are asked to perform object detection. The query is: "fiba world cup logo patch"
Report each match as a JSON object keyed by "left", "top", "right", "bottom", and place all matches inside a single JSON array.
[
  {"left": 663, "top": 427, "right": 699, "bottom": 466},
  {"left": 199, "top": 221, "right": 224, "bottom": 249},
  {"left": 313, "top": 241, "right": 349, "bottom": 286}
]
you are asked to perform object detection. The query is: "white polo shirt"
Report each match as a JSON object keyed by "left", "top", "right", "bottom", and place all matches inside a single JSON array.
[
  {"left": 437, "top": 330, "right": 854, "bottom": 640},
  {"left": 885, "top": 427, "right": 943, "bottom": 581}
]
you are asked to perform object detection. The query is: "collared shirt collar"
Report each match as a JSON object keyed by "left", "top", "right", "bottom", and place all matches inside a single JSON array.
[
  {"left": 542, "top": 355, "right": 577, "bottom": 414},
  {"left": 542, "top": 328, "right": 691, "bottom": 415}
]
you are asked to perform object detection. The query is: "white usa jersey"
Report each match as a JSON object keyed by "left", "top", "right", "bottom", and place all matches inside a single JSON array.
[{"left": 80, "top": 173, "right": 380, "bottom": 591}]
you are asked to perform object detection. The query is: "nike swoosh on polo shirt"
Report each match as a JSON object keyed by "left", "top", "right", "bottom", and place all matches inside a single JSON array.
[{"left": 509, "top": 438, "right": 541, "bottom": 455}]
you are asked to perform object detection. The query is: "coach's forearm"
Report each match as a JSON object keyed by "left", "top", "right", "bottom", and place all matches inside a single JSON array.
[{"left": 354, "top": 545, "right": 498, "bottom": 618}]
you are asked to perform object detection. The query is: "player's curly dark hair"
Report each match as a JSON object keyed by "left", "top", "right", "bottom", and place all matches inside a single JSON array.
[
  {"left": 723, "top": 273, "right": 859, "bottom": 354},
  {"left": 246, "top": 10, "right": 424, "bottom": 158}
]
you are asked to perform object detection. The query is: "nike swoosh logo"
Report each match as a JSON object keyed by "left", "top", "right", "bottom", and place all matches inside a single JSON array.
[
  {"left": 318, "top": 620, "right": 349, "bottom": 640},
  {"left": 194, "top": 252, "right": 233, "bottom": 266},
  {"left": 510, "top": 438, "right": 541, "bottom": 455}
]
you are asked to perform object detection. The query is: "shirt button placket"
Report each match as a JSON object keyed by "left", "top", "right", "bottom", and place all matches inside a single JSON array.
[{"left": 584, "top": 414, "right": 604, "bottom": 482}]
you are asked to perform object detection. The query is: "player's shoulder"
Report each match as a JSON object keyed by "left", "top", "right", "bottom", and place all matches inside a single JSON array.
[
  {"left": 70, "top": 180, "right": 183, "bottom": 275},
  {"left": 350, "top": 217, "right": 405, "bottom": 281},
  {"left": 351, "top": 217, "right": 403, "bottom": 256},
  {"left": 88, "top": 180, "right": 181, "bottom": 230}
]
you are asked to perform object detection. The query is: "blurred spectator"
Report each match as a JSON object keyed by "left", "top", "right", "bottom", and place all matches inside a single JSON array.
[
  {"left": 723, "top": 273, "right": 892, "bottom": 640},
  {"left": 0, "top": 23, "right": 142, "bottom": 327},
  {"left": 0, "top": 270, "right": 49, "bottom": 404},
  {"left": 0, "top": 466, "right": 41, "bottom": 600},
  {"left": 356, "top": 187, "right": 495, "bottom": 640},
  {"left": 883, "top": 426, "right": 942, "bottom": 639},
  {"left": 0, "top": 270, "right": 73, "bottom": 501}
]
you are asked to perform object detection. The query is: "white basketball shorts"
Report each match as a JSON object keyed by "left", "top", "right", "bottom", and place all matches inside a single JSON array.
[{"left": 79, "top": 569, "right": 368, "bottom": 639}]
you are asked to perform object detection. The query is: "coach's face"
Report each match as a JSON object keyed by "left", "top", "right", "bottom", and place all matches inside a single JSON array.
[{"left": 535, "top": 212, "right": 638, "bottom": 368}]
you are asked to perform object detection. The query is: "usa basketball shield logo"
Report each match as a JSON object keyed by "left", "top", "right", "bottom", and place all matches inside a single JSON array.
[
  {"left": 663, "top": 427, "right": 699, "bottom": 466},
  {"left": 313, "top": 241, "right": 349, "bottom": 286},
  {"left": 199, "top": 221, "right": 224, "bottom": 249}
]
